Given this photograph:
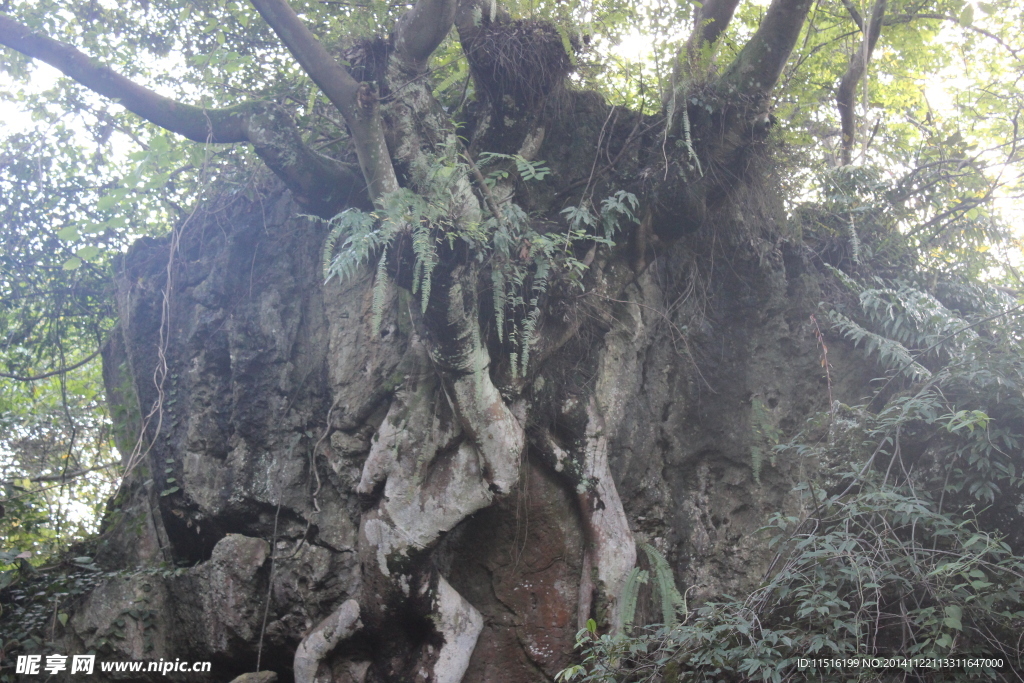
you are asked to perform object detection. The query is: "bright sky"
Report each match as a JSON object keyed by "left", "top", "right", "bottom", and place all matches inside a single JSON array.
[{"left": 0, "top": 64, "right": 57, "bottom": 134}]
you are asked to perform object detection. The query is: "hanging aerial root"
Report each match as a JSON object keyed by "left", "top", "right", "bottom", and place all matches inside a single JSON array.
[
  {"left": 293, "top": 599, "right": 361, "bottom": 683},
  {"left": 430, "top": 576, "right": 485, "bottom": 683}
]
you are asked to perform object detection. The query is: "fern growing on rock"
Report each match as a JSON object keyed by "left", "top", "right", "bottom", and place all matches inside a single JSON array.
[{"left": 321, "top": 156, "right": 638, "bottom": 372}]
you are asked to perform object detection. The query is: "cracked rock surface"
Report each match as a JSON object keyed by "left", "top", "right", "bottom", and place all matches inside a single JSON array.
[{"left": 71, "top": 181, "right": 853, "bottom": 681}]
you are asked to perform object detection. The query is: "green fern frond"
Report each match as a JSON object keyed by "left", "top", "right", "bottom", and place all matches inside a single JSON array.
[
  {"left": 554, "top": 24, "right": 577, "bottom": 66},
  {"left": 828, "top": 310, "right": 932, "bottom": 380},
  {"left": 322, "top": 215, "right": 348, "bottom": 280},
  {"left": 751, "top": 445, "right": 764, "bottom": 485},
  {"left": 412, "top": 220, "right": 437, "bottom": 313},
  {"left": 432, "top": 60, "right": 467, "bottom": 98},
  {"left": 680, "top": 107, "right": 702, "bottom": 177},
  {"left": 517, "top": 257, "right": 549, "bottom": 376},
  {"left": 619, "top": 567, "right": 649, "bottom": 633},
  {"left": 824, "top": 263, "right": 862, "bottom": 293},
  {"left": 638, "top": 542, "right": 685, "bottom": 628},
  {"left": 518, "top": 307, "right": 540, "bottom": 376},
  {"left": 370, "top": 244, "right": 390, "bottom": 336},
  {"left": 321, "top": 208, "right": 380, "bottom": 282}
]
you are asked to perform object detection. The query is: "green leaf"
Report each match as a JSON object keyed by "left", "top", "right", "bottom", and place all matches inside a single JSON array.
[
  {"left": 62, "top": 256, "right": 83, "bottom": 270},
  {"left": 96, "top": 195, "right": 119, "bottom": 211},
  {"left": 959, "top": 3, "right": 974, "bottom": 26},
  {"left": 56, "top": 225, "right": 80, "bottom": 241},
  {"left": 76, "top": 246, "right": 101, "bottom": 260}
]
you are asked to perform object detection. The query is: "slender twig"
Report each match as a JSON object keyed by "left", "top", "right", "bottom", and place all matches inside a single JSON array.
[
  {"left": 0, "top": 462, "right": 119, "bottom": 486},
  {"left": 0, "top": 349, "right": 101, "bottom": 382},
  {"left": 810, "top": 314, "right": 834, "bottom": 421}
]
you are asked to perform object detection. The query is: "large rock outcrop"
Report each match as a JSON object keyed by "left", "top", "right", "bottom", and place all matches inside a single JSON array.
[{"left": 68, "top": 156, "right": 857, "bottom": 682}]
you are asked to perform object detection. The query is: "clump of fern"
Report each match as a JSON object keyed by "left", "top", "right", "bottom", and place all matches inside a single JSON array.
[
  {"left": 321, "top": 142, "right": 466, "bottom": 333},
  {"left": 619, "top": 542, "right": 688, "bottom": 633},
  {"left": 321, "top": 139, "right": 639, "bottom": 373},
  {"left": 321, "top": 187, "right": 450, "bottom": 334},
  {"left": 490, "top": 190, "right": 638, "bottom": 376},
  {"left": 823, "top": 267, "right": 991, "bottom": 383}
]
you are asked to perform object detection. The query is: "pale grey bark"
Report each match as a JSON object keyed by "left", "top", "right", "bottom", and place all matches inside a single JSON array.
[
  {"left": 394, "top": 0, "right": 459, "bottom": 68},
  {"left": 837, "top": 0, "right": 888, "bottom": 165},
  {"left": 292, "top": 600, "right": 361, "bottom": 683}
]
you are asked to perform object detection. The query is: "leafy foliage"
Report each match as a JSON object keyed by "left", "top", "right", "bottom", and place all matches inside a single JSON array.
[
  {"left": 558, "top": 258, "right": 1024, "bottom": 681},
  {"left": 0, "top": 548, "right": 191, "bottom": 681},
  {"left": 0, "top": 0, "right": 1022, "bottom": 676},
  {"left": 560, "top": 483, "right": 1024, "bottom": 682}
]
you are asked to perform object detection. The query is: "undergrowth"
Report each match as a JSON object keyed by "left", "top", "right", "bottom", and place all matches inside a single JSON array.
[{"left": 557, "top": 212, "right": 1024, "bottom": 681}]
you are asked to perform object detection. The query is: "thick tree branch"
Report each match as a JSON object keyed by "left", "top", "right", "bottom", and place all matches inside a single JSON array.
[
  {"left": 684, "top": 0, "right": 742, "bottom": 68},
  {"left": 836, "top": 0, "right": 887, "bottom": 165},
  {"left": 840, "top": 0, "right": 865, "bottom": 31},
  {"left": 0, "top": 13, "right": 369, "bottom": 213},
  {"left": 248, "top": 0, "right": 399, "bottom": 201},
  {"left": 394, "top": 0, "right": 458, "bottom": 68},
  {"left": 0, "top": 14, "right": 247, "bottom": 143},
  {"left": 245, "top": 104, "right": 372, "bottom": 212},
  {"left": 717, "top": 0, "right": 815, "bottom": 98}
]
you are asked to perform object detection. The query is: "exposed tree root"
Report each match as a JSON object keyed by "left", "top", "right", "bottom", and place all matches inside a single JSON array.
[{"left": 293, "top": 599, "right": 361, "bottom": 683}]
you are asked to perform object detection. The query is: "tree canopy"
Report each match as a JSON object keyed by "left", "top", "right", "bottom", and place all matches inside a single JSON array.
[{"left": 1, "top": 0, "right": 1024, "bottom": 679}]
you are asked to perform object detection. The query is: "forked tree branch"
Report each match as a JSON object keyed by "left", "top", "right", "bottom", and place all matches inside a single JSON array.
[
  {"left": 0, "top": 13, "right": 369, "bottom": 213},
  {"left": 837, "top": 0, "right": 887, "bottom": 165},
  {"left": 394, "top": 0, "right": 458, "bottom": 68},
  {"left": 840, "top": 0, "right": 865, "bottom": 30},
  {"left": 717, "top": 0, "right": 815, "bottom": 98},
  {"left": 248, "top": 0, "right": 399, "bottom": 201}
]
